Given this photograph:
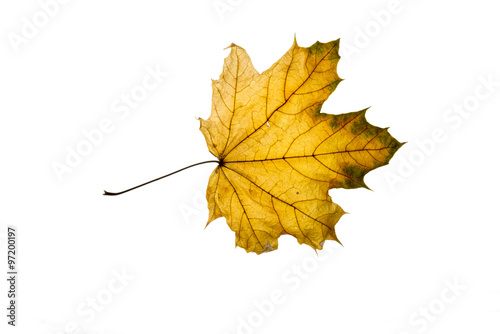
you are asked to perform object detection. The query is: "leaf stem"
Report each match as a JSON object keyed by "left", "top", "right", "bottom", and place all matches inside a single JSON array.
[{"left": 103, "top": 160, "right": 219, "bottom": 196}]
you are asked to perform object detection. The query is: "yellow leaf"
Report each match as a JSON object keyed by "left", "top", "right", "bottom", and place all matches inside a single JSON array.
[{"left": 200, "top": 38, "right": 402, "bottom": 254}]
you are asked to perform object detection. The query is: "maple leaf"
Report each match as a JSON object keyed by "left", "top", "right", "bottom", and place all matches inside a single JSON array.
[
  {"left": 103, "top": 38, "right": 403, "bottom": 255},
  {"left": 198, "top": 39, "right": 403, "bottom": 254}
]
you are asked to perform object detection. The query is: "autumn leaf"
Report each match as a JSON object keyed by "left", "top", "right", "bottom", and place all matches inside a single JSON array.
[
  {"left": 103, "top": 38, "right": 402, "bottom": 255},
  {"left": 198, "top": 38, "right": 403, "bottom": 254}
]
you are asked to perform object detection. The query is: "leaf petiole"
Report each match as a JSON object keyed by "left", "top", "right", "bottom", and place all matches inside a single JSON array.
[{"left": 103, "top": 160, "right": 219, "bottom": 196}]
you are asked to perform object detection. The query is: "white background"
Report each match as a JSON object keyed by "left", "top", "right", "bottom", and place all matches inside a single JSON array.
[{"left": 1, "top": 0, "right": 499, "bottom": 333}]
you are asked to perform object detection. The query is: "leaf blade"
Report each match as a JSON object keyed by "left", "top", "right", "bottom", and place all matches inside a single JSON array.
[{"left": 202, "top": 39, "right": 402, "bottom": 254}]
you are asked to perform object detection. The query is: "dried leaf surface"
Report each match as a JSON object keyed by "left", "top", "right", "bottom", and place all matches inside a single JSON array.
[{"left": 199, "top": 39, "right": 402, "bottom": 254}]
